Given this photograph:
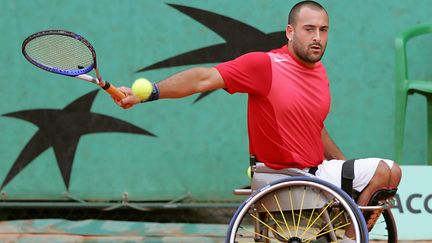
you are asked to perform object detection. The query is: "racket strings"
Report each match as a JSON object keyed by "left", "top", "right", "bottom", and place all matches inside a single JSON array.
[{"left": 24, "top": 35, "right": 94, "bottom": 72}]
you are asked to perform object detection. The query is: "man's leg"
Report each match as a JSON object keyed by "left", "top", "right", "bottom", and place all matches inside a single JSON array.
[
  {"left": 357, "top": 160, "right": 393, "bottom": 205},
  {"left": 316, "top": 159, "right": 402, "bottom": 241},
  {"left": 388, "top": 162, "right": 402, "bottom": 188},
  {"left": 346, "top": 160, "right": 402, "bottom": 239}
]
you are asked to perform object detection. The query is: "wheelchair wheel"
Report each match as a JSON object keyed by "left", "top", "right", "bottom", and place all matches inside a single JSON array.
[
  {"left": 226, "top": 176, "right": 368, "bottom": 243},
  {"left": 368, "top": 208, "right": 397, "bottom": 243}
]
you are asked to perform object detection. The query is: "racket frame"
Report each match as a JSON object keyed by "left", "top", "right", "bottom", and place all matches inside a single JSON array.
[{"left": 22, "top": 30, "right": 124, "bottom": 99}]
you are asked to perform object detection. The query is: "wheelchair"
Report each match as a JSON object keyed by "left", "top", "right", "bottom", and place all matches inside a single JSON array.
[{"left": 226, "top": 162, "right": 397, "bottom": 243}]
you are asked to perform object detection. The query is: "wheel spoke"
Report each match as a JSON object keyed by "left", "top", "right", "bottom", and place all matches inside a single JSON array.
[
  {"left": 274, "top": 193, "right": 293, "bottom": 238},
  {"left": 228, "top": 178, "right": 369, "bottom": 243},
  {"left": 317, "top": 210, "right": 345, "bottom": 235},
  {"left": 306, "top": 221, "right": 351, "bottom": 241},
  {"left": 296, "top": 188, "right": 306, "bottom": 236},
  {"left": 260, "top": 201, "right": 289, "bottom": 238},
  {"left": 250, "top": 213, "right": 289, "bottom": 240},
  {"left": 301, "top": 198, "right": 335, "bottom": 236},
  {"left": 238, "top": 225, "right": 276, "bottom": 242},
  {"left": 289, "top": 189, "right": 298, "bottom": 236},
  {"left": 304, "top": 193, "right": 320, "bottom": 235}
]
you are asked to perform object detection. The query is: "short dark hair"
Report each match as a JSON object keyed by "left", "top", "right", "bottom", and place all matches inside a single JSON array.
[{"left": 288, "top": 1, "right": 327, "bottom": 25}]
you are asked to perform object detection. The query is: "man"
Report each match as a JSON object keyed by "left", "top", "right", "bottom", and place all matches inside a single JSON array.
[{"left": 116, "top": 1, "right": 401, "bottom": 241}]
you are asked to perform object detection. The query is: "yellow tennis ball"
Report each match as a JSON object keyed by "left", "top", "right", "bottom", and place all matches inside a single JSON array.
[
  {"left": 247, "top": 166, "right": 252, "bottom": 179},
  {"left": 132, "top": 78, "right": 152, "bottom": 100}
]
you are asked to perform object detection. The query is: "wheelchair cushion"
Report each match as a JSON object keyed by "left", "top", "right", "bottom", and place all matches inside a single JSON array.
[{"left": 367, "top": 187, "right": 398, "bottom": 206}]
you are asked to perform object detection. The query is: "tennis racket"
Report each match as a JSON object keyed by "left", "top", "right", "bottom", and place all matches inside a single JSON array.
[{"left": 22, "top": 30, "right": 125, "bottom": 100}]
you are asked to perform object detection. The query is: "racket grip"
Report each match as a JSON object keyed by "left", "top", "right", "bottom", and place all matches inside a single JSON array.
[{"left": 101, "top": 82, "right": 126, "bottom": 100}]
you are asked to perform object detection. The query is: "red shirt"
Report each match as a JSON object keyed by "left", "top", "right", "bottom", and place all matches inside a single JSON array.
[{"left": 215, "top": 45, "right": 330, "bottom": 169}]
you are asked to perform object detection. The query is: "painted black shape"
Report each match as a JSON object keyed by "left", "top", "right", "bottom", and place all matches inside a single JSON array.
[
  {"left": 192, "top": 91, "right": 212, "bottom": 104},
  {"left": 137, "top": 3, "right": 285, "bottom": 71},
  {"left": 1, "top": 90, "right": 155, "bottom": 190},
  {"left": 136, "top": 4, "right": 286, "bottom": 102}
]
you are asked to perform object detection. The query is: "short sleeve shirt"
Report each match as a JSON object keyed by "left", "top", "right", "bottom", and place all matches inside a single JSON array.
[{"left": 215, "top": 45, "right": 331, "bottom": 169}]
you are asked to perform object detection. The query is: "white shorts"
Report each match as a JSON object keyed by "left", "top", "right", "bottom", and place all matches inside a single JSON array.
[{"left": 314, "top": 158, "right": 394, "bottom": 192}]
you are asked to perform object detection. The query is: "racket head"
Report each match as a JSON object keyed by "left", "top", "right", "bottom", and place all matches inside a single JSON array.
[{"left": 22, "top": 30, "right": 97, "bottom": 77}]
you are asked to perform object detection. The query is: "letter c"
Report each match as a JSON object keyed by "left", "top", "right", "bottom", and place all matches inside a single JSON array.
[{"left": 407, "top": 193, "right": 422, "bottom": 214}]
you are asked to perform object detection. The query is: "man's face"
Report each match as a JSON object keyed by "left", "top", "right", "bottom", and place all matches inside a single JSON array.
[{"left": 286, "top": 7, "right": 329, "bottom": 64}]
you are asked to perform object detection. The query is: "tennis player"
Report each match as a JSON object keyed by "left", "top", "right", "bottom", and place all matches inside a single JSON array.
[{"left": 116, "top": 1, "right": 401, "bottom": 241}]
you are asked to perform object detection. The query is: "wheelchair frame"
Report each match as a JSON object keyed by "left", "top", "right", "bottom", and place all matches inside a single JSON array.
[{"left": 226, "top": 163, "right": 397, "bottom": 243}]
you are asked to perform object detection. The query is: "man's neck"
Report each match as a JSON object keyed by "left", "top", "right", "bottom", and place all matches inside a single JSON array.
[{"left": 287, "top": 44, "right": 315, "bottom": 69}]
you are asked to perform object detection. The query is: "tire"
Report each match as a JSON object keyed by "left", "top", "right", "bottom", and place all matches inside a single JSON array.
[
  {"left": 226, "top": 176, "right": 368, "bottom": 243},
  {"left": 368, "top": 208, "right": 397, "bottom": 242}
]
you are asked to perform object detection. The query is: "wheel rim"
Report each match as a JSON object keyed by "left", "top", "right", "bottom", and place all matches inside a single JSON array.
[
  {"left": 368, "top": 208, "right": 397, "bottom": 242},
  {"left": 227, "top": 177, "right": 367, "bottom": 243}
]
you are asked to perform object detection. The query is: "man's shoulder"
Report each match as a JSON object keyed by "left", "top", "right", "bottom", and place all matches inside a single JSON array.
[
  {"left": 237, "top": 51, "right": 270, "bottom": 60},
  {"left": 230, "top": 51, "right": 271, "bottom": 68},
  {"left": 269, "top": 45, "right": 289, "bottom": 54},
  {"left": 236, "top": 44, "right": 287, "bottom": 61}
]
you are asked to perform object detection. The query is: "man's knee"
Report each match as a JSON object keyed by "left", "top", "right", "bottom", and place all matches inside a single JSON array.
[
  {"left": 389, "top": 162, "right": 402, "bottom": 187},
  {"left": 357, "top": 161, "right": 392, "bottom": 205},
  {"left": 371, "top": 160, "right": 391, "bottom": 186}
]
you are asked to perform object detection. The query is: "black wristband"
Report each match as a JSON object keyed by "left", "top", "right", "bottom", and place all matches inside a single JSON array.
[{"left": 140, "top": 83, "right": 160, "bottom": 103}]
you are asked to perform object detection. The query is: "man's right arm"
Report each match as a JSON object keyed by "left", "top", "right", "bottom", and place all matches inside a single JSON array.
[
  {"left": 116, "top": 67, "right": 225, "bottom": 109},
  {"left": 322, "top": 127, "right": 346, "bottom": 160},
  {"left": 158, "top": 67, "right": 225, "bottom": 99}
]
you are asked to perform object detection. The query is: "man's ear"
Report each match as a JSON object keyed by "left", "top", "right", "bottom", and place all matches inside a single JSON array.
[{"left": 286, "top": 25, "right": 294, "bottom": 41}]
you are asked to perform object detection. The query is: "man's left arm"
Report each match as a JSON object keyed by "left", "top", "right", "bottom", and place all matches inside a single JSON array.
[{"left": 322, "top": 127, "right": 346, "bottom": 160}]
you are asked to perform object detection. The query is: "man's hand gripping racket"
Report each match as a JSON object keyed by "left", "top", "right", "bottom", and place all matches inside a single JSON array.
[{"left": 22, "top": 30, "right": 125, "bottom": 100}]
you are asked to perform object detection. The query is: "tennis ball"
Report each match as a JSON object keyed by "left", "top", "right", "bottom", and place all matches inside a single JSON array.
[
  {"left": 132, "top": 78, "right": 153, "bottom": 101},
  {"left": 247, "top": 166, "right": 252, "bottom": 179}
]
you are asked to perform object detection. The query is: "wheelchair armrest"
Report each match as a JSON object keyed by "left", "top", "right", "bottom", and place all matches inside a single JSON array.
[{"left": 233, "top": 188, "right": 252, "bottom": 195}]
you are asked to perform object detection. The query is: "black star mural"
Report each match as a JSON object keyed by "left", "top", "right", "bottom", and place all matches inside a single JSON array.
[
  {"left": 136, "top": 3, "right": 286, "bottom": 102},
  {"left": 1, "top": 90, "right": 155, "bottom": 190}
]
